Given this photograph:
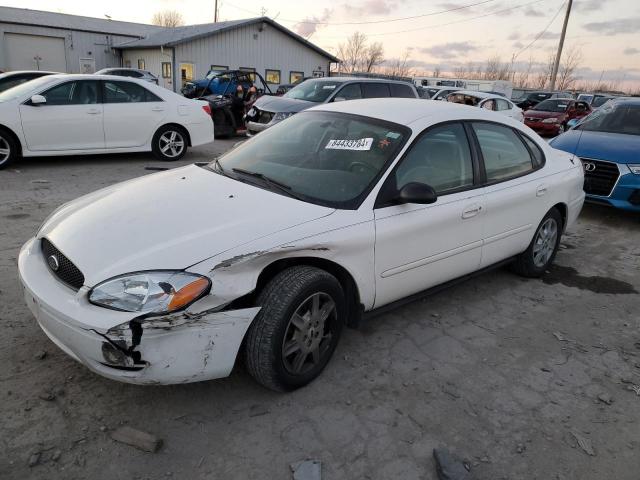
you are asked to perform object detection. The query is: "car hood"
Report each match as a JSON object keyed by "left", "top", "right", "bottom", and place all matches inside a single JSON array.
[
  {"left": 38, "top": 165, "right": 334, "bottom": 286},
  {"left": 252, "top": 95, "right": 314, "bottom": 113},
  {"left": 524, "top": 109, "right": 564, "bottom": 119},
  {"left": 550, "top": 129, "right": 640, "bottom": 163}
]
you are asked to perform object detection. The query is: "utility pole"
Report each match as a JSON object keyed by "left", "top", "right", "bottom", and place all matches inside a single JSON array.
[
  {"left": 549, "top": 0, "right": 573, "bottom": 91},
  {"left": 214, "top": 0, "right": 218, "bottom": 22}
]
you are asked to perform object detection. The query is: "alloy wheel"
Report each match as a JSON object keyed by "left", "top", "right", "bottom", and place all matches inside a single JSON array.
[
  {"left": 281, "top": 292, "right": 336, "bottom": 375},
  {"left": 532, "top": 218, "right": 558, "bottom": 268},
  {"left": 159, "top": 131, "right": 185, "bottom": 158},
  {"left": 0, "top": 135, "right": 10, "bottom": 165}
]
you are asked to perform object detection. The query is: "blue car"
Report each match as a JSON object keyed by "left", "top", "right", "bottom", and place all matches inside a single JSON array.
[{"left": 550, "top": 98, "right": 640, "bottom": 212}]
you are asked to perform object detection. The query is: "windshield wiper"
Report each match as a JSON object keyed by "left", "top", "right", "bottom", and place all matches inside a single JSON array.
[{"left": 231, "top": 168, "right": 305, "bottom": 201}]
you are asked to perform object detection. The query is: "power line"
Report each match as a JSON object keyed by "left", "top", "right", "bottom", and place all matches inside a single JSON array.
[
  {"left": 224, "top": 0, "right": 499, "bottom": 26},
  {"left": 312, "top": 0, "right": 549, "bottom": 39},
  {"left": 513, "top": 0, "right": 566, "bottom": 59}
]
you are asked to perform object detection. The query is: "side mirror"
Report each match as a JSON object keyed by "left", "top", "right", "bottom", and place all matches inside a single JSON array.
[
  {"left": 30, "top": 94, "right": 46, "bottom": 105},
  {"left": 333, "top": 96, "right": 346, "bottom": 102},
  {"left": 397, "top": 182, "right": 438, "bottom": 205}
]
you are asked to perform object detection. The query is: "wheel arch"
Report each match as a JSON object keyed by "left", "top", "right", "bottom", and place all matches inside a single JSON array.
[
  {"left": 231, "top": 256, "right": 364, "bottom": 328},
  {"left": 551, "top": 202, "right": 568, "bottom": 232},
  {"left": 155, "top": 123, "right": 192, "bottom": 147},
  {"left": 0, "top": 124, "right": 23, "bottom": 157}
]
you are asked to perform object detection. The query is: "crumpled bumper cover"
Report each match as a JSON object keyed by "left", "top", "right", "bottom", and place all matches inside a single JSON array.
[{"left": 19, "top": 237, "right": 260, "bottom": 385}]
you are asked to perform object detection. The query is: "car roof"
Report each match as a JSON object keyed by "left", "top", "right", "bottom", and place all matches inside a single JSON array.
[
  {"left": 37, "top": 73, "right": 155, "bottom": 84},
  {"left": 0, "top": 70, "right": 59, "bottom": 77},
  {"left": 449, "top": 90, "right": 503, "bottom": 99},
  {"left": 310, "top": 97, "right": 512, "bottom": 127},
  {"left": 308, "top": 76, "right": 413, "bottom": 85}
]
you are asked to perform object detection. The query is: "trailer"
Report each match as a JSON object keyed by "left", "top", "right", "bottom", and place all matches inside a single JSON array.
[{"left": 413, "top": 76, "right": 513, "bottom": 99}]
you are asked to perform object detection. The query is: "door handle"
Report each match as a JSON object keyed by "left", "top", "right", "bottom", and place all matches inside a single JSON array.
[
  {"left": 151, "top": 107, "right": 165, "bottom": 112},
  {"left": 462, "top": 204, "right": 482, "bottom": 219},
  {"left": 536, "top": 185, "right": 548, "bottom": 197},
  {"left": 86, "top": 108, "right": 101, "bottom": 114}
]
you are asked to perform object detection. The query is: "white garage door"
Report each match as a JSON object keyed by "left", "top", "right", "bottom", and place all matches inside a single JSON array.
[{"left": 4, "top": 33, "right": 67, "bottom": 72}]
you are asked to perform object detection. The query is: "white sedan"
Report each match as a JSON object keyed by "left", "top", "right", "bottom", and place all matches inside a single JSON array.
[
  {"left": 0, "top": 74, "right": 214, "bottom": 168},
  {"left": 19, "top": 99, "right": 584, "bottom": 391},
  {"left": 447, "top": 90, "right": 524, "bottom": 122}
]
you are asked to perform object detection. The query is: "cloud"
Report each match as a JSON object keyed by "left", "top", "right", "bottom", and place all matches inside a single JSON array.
[
  {"left": 573, "top": 0, "right": 602, "bottom": 12},
  {"left": 624, "top": 47, "right": 640, "bottom": 55},
  {"left": 508, "top": 32, "right": 521, "bottom": 40},
  {"left": 583, "top": 17, "right": 640, "bottom": 36},
  {"left": 293, "top": 8, "right": 332, "bottom": 37},
  {"left": 535, "top": 31, "right": 561, "bottom": 40},
  {"left": 512, "top": 41, "right": 524, "bottom": 49},
  {"left": 342, "top": 0, "right": 400, "bottom": 16},
  {"left": 419, "top": 41, "right": 479, "bottom": 59},
  {"left": 523, "top": 6, "right": 545, "bottom": 17}
]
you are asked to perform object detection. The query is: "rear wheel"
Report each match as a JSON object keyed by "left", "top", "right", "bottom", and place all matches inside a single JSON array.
[
  {"left": 0, "top": 129, "right": 18, "bottom": 170},
  {"left": 511, "top": 208, "right": 562, "bottom": 277},
  {"left": 152, "top": 125, "right": 188, "bottom": 161},
  {"left": 245, "top": 266, "right": 345, "bottom": 391}
]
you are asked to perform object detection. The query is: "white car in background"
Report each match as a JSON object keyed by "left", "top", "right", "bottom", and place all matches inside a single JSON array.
[
  {"left": 427, "top": 86, "right": 461, "bottom": 100},
  {"left": 0, "top": 74, "right": 214, "bottom": 169},
  {"left": 19, "top": 99, "right": 584, "bottom": 391},
  {"left": 447, "top": 90, "right": 524, "bottom": 122}
]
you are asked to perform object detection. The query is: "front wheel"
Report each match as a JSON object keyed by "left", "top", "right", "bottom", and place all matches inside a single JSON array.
[
  {"left": 0, "top": 130, "right": 18, "bottom": 170},
  {"left": 244, "top": 266, "right": 345, "bottom": 392},
  {"left": 511, "top": 208, "right": 562, "bottom": 278},
  {"left": 152, "top": 125, "right": 188, "bottom": 161}
]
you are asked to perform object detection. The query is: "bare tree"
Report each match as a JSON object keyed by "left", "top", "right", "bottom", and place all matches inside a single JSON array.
[
  {"left": 483, "top": 55, "right": 511, "bottom": 81},
  {"left": 364, "top": 42, "right": 385, "bottom": 73},
  {"left": 532, "top": 53, "right": 555, "bottom": 89},
  {"left": 432, "top": 66, "right": 441, "bottom": 77},
  {"left": 336, "top": 32, "right": 369, "bottom": 73},
  {"left": 515, "top": 56, "right": 535, "bottom": 87},
  {"left": 383, "top": 49, "right": 413, "bottom": 77},
  {"left": 151, "top": 10, "right": 185, "bottom": 27},
  {"left": 555, "top": 46, "right": 583, "bottom": 90}
]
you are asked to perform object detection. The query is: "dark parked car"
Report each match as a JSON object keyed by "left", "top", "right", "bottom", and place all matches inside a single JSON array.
[
  {"left": 524, "top": 99, "right": 591, "bottom": 136},
  {"left": 245, "top": 77, "right": 418, "bottom": 135},
  {"left": 517, "top": 91, "right": 573, "bottom": 110},
  {"left": 0, "top": 70, "right": 58, "bottom": 93}
]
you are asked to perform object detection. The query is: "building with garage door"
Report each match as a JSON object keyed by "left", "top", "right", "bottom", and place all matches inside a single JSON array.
[
  {"left": 117, "top": 17, "right": 339, "bottom": 92},
  {"left": 0, "top": 7, "right": 339, "bottom": 92}
]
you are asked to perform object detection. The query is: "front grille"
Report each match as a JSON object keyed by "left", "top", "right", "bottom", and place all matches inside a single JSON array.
[
  {"left": 580, "top": 158, "right": 620, "bottom": 197},
  {"left": 41, "top": 238, "right": 85, "bottom": 290}
]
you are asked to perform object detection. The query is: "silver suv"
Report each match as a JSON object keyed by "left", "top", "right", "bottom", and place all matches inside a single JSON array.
[
  {"left": 246, "top": 77, "right": 419, "bottom": 135},
  {"left": 95, "top": 68, "right": 159, "bottom": 85}
]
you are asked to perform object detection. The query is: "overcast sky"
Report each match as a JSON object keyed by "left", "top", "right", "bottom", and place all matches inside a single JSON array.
[{"left": 3, "top": 0, "right": 639, "bottom": 88}]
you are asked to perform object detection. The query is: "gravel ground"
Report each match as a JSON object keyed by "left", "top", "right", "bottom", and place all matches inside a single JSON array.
[{"left": 1, "top": 142, "right": 639, "bottom": 479}]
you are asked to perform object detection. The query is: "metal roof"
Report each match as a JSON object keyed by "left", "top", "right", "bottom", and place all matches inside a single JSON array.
[
  {"left": 116, "top": 17, "right": 340, "bottom": 63},
  {"left": 0, "top": 6, "right": 163, "bottom": 37}
]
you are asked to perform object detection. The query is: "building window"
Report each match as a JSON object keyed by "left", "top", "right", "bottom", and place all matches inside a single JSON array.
[
  {"left": 312, "top": 70, "right": 324, "bottom": 78},
  {"left": 265, "top": 69, "right": 280, "bottom": 84},
  {"left": 210, "top": 65, "right": 228, "bottom": 72},
  {"left": 290, "top": 71, "right": 304, "bottom": 84},
  {"left": 239, "top": 67, "right": 256, "bottom": 82},
  {"left": 137, "top": 59, "right": 145, "bottom": 70},
  {"left": 124, "top": 60, "right": 132, "bottom": 68},
  {"left": 162, "top": 62, "right": 172, "bottom": 79}
]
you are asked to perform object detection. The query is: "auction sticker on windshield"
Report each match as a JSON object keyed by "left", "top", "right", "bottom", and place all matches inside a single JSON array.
[{"left": 325, "top": 138, "right": 373, "bottom": 150}]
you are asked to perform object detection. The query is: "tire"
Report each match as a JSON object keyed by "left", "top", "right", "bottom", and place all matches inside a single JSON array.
[
  {"left": 0, "top": 129, "right": 18, "bottom": 170},
  {"left": 152, "top": 125, "right": 188, "bottom": 161},
  {"left": 245, "top": 266, "right": 345, "bottom": 392},
  {"left": 511, "top": 208, "right": 563, "bottom": 278}
]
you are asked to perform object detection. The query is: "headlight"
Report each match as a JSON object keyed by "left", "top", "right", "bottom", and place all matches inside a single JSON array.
[
  {"left": 541, "top": 117, "right": 559, "bottom": 124},
  {"left": 89, "top": 271, "right": 210, "bottom": 314},
  {"left": 273, "top": 111, "right": 295, "bottom": 122},
  {"left": 629, "top": 164, "right": 640, "bottom": 175}
]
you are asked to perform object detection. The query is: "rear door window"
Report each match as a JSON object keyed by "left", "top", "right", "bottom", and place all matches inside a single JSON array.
[
  {"left": 472, "top": 122, "right": 534, "bottom": 182},
  {"left": 389, "top": 83, "right": 415, "bottom": 98},
  {"left": 362, "top": 83, "right": 390, "bottom": 98},
  {"left": 103, "top": 80, "right": 162, "bottom": 103}
]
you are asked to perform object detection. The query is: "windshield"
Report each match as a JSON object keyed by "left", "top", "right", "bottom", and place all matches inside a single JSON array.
[
  {"left": 211, "top": 111, "right": 409, "bottom": 208},
  {"left": 528, "top": 92, "right": 551, "bottom": 101},
  {"left": 533, "top": 99, "right": 571, "bottom": 112},
  {"left": 577, "top": 102, "right": 640, "bottom": 136},
  {"left": 283, "top": 80, "right": 343, "bottom": 103},
  {"left": 592, "top": 96, "right": 613, "bottom": 108},
  {"left": 0, "top": 75, "right": 55, "bottom": 102}
]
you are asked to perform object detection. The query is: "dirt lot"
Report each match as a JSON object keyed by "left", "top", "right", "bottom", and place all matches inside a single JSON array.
[{"left": 1, "top": 143, "right": 639, "bottom": 480}]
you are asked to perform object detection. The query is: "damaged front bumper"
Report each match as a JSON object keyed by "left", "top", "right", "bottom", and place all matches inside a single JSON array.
[{"left": 18, "top": 237, "right": 260, "bottom": 385}]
